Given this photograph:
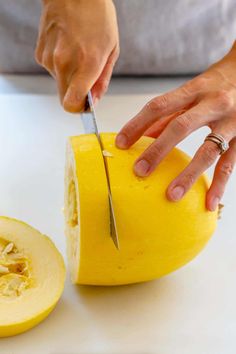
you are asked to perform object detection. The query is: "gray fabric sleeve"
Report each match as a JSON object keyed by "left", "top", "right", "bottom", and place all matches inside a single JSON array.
[
  {"left": 0, "top": 0, "right": 43, "bottom": 73},
  {"left": 113, "top": 0, "right": 236, "bottom": 75}
]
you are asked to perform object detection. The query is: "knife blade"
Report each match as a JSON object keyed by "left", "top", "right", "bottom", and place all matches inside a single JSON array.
[{"left": 81, "top": 91, "right": 120, "bottom": 250}]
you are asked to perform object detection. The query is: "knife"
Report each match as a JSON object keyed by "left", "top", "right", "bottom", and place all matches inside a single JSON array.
[{"left": 81, "top": 91, "right": 120, "bottom": 250}]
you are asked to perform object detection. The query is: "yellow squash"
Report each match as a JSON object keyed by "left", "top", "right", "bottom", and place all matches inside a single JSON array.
[
  {"left": 0, "top": 217, "right": 65, "bottom": 337},
  {"left": 65, "top": 133, "right": 218, "bottom": 286}
]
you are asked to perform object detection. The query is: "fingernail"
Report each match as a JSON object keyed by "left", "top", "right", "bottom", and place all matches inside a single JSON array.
[
  {"left": 170, "top": 186, "right": 185, "bottom": 201},
  {"left": 209, "top": 197, "right": 220, "bottom": 211},
  {"left": 134, "top": 159, "right": 150, "bottom": 176},
  {"left": 116, "top": 134, "right": 128, "bottom": 149}
]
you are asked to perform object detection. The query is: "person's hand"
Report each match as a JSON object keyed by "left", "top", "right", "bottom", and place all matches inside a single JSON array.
[
  {"left": 116, "top": 42, "right": 236, "bottom": 211},
  {"left": 35, "top": 0, "right": 119, "bottom": 112}
]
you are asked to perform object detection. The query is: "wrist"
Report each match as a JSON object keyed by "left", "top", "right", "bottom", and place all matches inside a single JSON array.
[
  {"left": 229, "top": 41, "right": 236, "bottom": 57},
  {"left": 217, "top": 41, "right": 236, "bottom": 65},
  {"left": 42, "top": 0, "right": 58, "bottom": 3},
  {"left": 42, "top": 0, "right": 67, "bottom": 5},
  {"left": 42, "top": 0, "right": 112, "bottom": 3},
  {"left": 210, "top": 41, "right": 236, "bottom": 83}
]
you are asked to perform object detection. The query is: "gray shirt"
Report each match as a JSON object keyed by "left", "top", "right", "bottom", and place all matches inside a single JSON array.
[{"left": 0, "top": 0, "right": 235, "bottom": 74}]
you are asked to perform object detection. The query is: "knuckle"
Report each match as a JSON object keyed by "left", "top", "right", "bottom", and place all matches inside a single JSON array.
[
  {"left": 215, "top": 90, "right": 234, "bottom": 111},
  {"left": 121, "top": 119, "right": 139, "bottom": 138},
  {"left": 76, "top": 45, "right": 87, "bottom": 62},
  {"left": 34, "top": 46, "right": 42, "bottom": 64},
  {"left": 115, "top": 45, "right": 120, "bottom": 58},
  {"left": 111, "top": 45, "right": 120, "bottom": 62},
  {"left": 146, "top": 95, "right": 169, "bottom": 114},
  {"left": 172, "top": 114, "right": 192, "bottom": 134},
  {"left": 42, "top": 53, "right": 52, "bottom": 69},
  {"left": 191, "top": 76, "right": 208, "bottom": 91},
  {"left": 182, "top": 172, "right": 196, "bottom": 187},
  {"left": 183, "top": 76, "right": 208, "bottom": 94},
  {"left": 145, "top": 143, "right": 163, "bottom": 161},
  {"left": 218, "top": 162, "right": 234, "bottom": 177},
  {"left": 84, "top": 51, "right": 101, "bottom": 68},
  {"left": 200, "top": 144, "right": 219, "bottom": 165},
  {"left": 97, "top": 80, "right": 109, "bottom": 94},
  {"left": 53, "top": 49, "right": 70, "bottom": 69}
]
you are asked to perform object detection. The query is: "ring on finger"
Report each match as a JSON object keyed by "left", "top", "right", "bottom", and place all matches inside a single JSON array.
[{"left": 204, "top": 132, "right": 229, "bottom": 155}]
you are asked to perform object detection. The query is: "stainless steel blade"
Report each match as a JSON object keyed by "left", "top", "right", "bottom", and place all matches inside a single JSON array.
[{"left": 81, "top": 91, "right": 120, "bottom": 250}]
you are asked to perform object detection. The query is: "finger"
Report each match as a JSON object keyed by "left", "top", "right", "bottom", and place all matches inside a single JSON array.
[
  {"left": 55, "top": 68, "right": 69, "bottom": 104},
  {"left": 35, "top": 40, "right": 44, "bottom": 65},
  {"left": 166, "top": 131, "right": 234, "bottom": 203},
  {"left": 115, "top": 80, "right": 201, "bottom": 149},
  {"left": 91, "top": 46, "right": 119, "bottom": 103},
  {"left": 63, "top": 54, "right": 108, "bottom": 113},
  {"left": 35, "top": 23, "right": 58, "bottom": 68},
  {"left": 53, "top": 43, "right": 75, "bottom": 103},
  {"left": 34, "top": 8, "right": 47, "bottom": 63},
  {"left": 41, "top": 47, "right": 55, "bottom": 77},
  {"left": 144, "top": 110, "right": 187, "bottom": 138},
  {"left": 206, "top": 138, "right": 236, "bottom": 211},
  {"left": 34, "top": 28, "right": 45, "bottom": 64},
  {"left": 133, "top": 101, "right": 212, "bottom": 177}
]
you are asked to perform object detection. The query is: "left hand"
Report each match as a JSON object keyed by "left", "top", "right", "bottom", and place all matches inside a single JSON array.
[{"left": 116, "top": 42, "right": 236, "bottom": 211}]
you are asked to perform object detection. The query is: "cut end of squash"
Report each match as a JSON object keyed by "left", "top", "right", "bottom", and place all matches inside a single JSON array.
[
  {"left": 65, "top": 133, "right": 218, "bottom": 286},
  {"left": 0, "top": 217, "right": 65, "bottom": 337}
]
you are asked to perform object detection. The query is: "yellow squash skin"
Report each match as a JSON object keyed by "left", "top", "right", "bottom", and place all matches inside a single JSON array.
[
  {"left": 65, "top": 133, "right": 218, "bottom": 286},
  {"left": 0, "top": 217, "right": 65, "bottom": 337}
]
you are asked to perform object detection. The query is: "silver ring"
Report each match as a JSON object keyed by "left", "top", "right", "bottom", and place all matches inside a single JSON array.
[{"left": 204, "top": 133, "right": 229, "bottom": 155}]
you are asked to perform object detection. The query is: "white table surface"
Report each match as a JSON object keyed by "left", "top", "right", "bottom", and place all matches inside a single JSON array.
[{"left": 0, "top": 76, "right": 236, "bottom": 354}]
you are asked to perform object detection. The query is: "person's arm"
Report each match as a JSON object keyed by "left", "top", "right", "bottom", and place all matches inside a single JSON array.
[
  {"left": 35, "top": 0, "right": 119, "bottom": 112},
  {"left": 116, "top": 42, "right": 236, "bottom": 212}
]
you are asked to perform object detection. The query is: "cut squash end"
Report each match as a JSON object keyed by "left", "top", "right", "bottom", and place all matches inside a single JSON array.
[{"left": 0, "top": 217, "right": 65, "bottom": 337}]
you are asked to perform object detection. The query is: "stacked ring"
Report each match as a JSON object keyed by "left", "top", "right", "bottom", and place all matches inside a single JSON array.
[{"left": 204, "top": 133, "right": 229, "bottom": 155}]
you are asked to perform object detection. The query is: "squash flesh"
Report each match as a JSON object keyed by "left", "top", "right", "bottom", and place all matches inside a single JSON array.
[{"left": 0, "top": 217, "right": 65, "bottom": 337}]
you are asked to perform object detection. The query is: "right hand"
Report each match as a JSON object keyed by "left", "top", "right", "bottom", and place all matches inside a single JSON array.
[{"left": 35, "top": 0, "right": 119, "bottom": 112}]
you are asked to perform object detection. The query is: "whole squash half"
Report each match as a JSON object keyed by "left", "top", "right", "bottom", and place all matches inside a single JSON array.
[{"left": 65, "top": 133, "right": 217, "bottom": 286}]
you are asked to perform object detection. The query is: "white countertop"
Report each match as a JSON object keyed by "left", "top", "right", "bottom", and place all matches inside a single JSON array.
[{"left": 0, "top": 76, "right": 236, "bottom": 354}]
